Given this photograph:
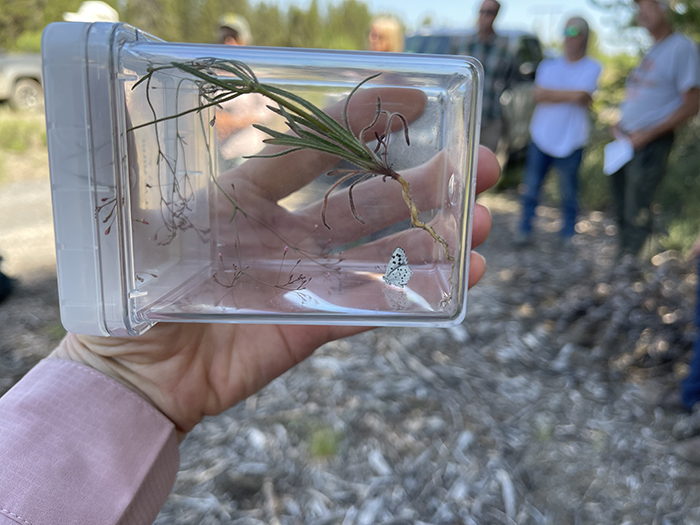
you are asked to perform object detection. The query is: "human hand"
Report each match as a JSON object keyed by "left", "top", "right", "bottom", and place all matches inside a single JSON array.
[
  {"left": 214, "top": 109, "right": 238, "bottom": 141},
  {"left": 627, "top": 129, "right": 654, "bottom": 151},
  {"left": 576, "top": 91, "right": 593, "bottom": 107},
  {"left": 50, "top": 90, "right": 500, "bottom": 440}
]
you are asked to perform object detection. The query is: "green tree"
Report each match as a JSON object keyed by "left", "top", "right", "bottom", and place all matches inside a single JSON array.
[
  {"left": 305, "top": 0, "right": 323, "bottom": 48},
  {"left": 123, "top": 0, "right": 183, "bottom": 41},
  {"left": 0, "top": 0, "right": 92, "bottom": 51},
  {"left": 249, "top": 3, "right": 286, "bottom": 47},
  {"left": 588, "top": 0, "right": 700, "bottom": 42},
  {"left": 324, "top": 0, "right": 372, "bottom": 50},
  {"left": 669, "top": 2, "right": 700, "bottom": 40},
  {"left": 286, "top": 5, "right": 308, "bottom": 47},
  {"left": 0, "top": 0, "right": 380, "bottom": 51}
]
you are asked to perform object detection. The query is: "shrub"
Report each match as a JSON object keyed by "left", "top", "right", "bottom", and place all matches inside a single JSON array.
[{"left": 0, "top": 116, "right": 44, "bottom": 152}]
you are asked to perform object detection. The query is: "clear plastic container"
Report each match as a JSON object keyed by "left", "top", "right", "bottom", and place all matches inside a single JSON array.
[{"left": 42, "top": 22, "right": 482, "bottom": 336}]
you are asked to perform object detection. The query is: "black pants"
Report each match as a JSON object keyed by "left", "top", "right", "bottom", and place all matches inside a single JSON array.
[
  {"left": 610, "top": 132, "right": 674, "bottom": 257},
  {"left": 0, "top": 271, "right": 12, "bottom": 303}
]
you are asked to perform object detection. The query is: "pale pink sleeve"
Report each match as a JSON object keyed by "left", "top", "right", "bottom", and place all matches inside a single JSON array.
[{"left": 0, "top": 358, "right": 179, "bottom": 525}]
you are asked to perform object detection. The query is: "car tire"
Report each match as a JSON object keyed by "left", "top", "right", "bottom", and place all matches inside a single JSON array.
[{"left": 9, "top": 78, "right": 44, "bottom": 112}]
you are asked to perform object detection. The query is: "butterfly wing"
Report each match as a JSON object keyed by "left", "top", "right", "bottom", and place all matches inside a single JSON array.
[
  {"left": 388, "top": 265, "right": 413, "bottom": 287},
  {"left": 385, "top": 247, "right": 407, "bottom": 274},
  {"left": 383, "top": 247, "right": 412, "bottom": 287}
]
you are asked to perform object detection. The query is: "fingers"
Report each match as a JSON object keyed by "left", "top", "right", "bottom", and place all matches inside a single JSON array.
[
  {"left": 326, "top": 86, "right": 428, "bottom": 141},
  {"left": 296, "top": 143, "right": 497, "bottom": 253},
  {"left": 308, "top": 145, "right": 498, "bottom": 251},
  {"left": 303, "top": 152, "right": 445, "bottom": 246},
  {"left": 471, "top": 203, "right": 491, "bottom": 248},
  {"left": 475, "top": 145, "right": 500, "bottom": 195},
  {"left": 228, "top": 87, "right": 427, "bottom": 202},
  {"left": 468, "top": 251, "right": 486, "bottom": 289},
  {"left": 468, "top": 148, "right": 497, "bottom": 288}
]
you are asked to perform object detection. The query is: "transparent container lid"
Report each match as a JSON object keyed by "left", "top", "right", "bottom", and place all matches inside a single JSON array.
[{"left": 43, "top": 22, "right": 483, "bottom": 336}]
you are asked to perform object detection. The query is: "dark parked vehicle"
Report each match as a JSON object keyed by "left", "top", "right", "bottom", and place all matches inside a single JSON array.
[
  {"left": 405, "top": 28, "right": 544, "bottom": 166},
  {"left": 0, "top": 53, "right": 44, "bottom": 112}
]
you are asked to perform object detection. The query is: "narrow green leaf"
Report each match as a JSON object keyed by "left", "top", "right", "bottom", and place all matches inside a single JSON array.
[{"left": 244, "top": 147, "right": 304, "bottom": 159}]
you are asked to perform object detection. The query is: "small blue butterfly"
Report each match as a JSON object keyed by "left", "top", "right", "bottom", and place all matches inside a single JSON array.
[{"left": 383, "top": 247, "right": 413, "bottom": 287}]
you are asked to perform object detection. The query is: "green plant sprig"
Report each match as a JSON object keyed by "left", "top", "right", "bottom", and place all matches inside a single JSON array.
[{"left": 129, "top": 58, "right": 453, "bottom": 261}]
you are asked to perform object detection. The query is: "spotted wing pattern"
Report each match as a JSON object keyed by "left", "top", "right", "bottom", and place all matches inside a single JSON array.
[{"left": 383, "top": 247, "right": 413, "bottom": 287}]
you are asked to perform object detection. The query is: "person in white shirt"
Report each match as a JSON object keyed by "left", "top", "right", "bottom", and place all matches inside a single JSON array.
[
  {"left": 514, "top": 16, "right": 601, "bottom": 248},
  {"left": 611, "top": 0, "right": 700, "bottom": 259}
]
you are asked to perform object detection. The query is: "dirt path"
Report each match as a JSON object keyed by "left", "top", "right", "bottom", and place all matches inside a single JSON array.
[{"left": 0, "top": 178, "right": 55, "bottom": 281}]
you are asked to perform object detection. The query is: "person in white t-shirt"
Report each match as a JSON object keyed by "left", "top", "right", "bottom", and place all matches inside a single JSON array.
[
  {"left": 611, "top": 0, "right": 700, "bottom": 259},
  {"left": 514, "top": 16, "right": 601, "bottom": 248}
]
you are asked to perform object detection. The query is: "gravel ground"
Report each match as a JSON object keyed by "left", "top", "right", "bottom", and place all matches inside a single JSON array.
[{"left": 2, "top": 191, "right": 700, "bottom": 525}]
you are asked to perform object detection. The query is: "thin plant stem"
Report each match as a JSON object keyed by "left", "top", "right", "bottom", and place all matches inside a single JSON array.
[{"left": 130, "top": 59, "right": 453, "bottom": 261}]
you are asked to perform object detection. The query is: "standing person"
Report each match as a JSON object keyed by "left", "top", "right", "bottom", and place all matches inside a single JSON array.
[
  {"left": 514, "top": 17, "right": 601, "bottom": 248},
  {"left": 452, "top": 0, "right": 515, "bottom": 153},
  {"left": 611, "top": 0, "right": 700, "bottom": 260},
  {"left": 215, "top": 14, "right": 272, "bottom": 170},
  {"left": 368, "top": 16, "right": 404, "bottom": 53}
]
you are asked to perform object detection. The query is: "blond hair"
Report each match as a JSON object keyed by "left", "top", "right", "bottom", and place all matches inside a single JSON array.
[{"left": 369, "top": 16, "right": 404, "bottom": 52}]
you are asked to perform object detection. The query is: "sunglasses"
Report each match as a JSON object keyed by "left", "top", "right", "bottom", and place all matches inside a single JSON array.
[
  {"left": 564, "top": 25, "right": 582, "bottom": 38},
  {"left": 479, "top": 9, "right": 498, "bottom": 16}
]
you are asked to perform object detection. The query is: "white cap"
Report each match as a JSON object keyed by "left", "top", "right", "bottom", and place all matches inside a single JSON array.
[
  {"left": 218, "top": 13, "right": 253, "bottom": 45},
  {"left": 63, "top": 1, "right": 119, "bottom": 23}
]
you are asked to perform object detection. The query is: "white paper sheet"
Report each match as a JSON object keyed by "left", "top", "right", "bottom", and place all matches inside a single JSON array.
[{"left": 603, "top": 137, "right": 634, "bottom": 176}]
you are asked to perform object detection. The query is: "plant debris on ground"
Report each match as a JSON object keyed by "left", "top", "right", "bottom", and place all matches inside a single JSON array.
[{"left": 2, "top": 193, "right": 700, "bottom": 524}]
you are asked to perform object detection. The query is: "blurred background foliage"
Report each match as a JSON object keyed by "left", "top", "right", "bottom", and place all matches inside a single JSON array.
[
  {"left": 1, "top": 0, "right": 700, "bottom": 251},
  {"left": 591, "top": 0, "right": 700, "bottom": 41},
  {"left": 0, "top": 0, "right": 373, "bottom": 52},
  {"left": 499, "top": 0, "right": 700, "bottom": 253}
]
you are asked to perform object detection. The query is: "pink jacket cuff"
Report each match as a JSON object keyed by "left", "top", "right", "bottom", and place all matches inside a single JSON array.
[{"left": 0, "top": 358, "right": 179, "bottom": 525}]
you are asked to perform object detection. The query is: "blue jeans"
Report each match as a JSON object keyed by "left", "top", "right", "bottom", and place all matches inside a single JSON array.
[
  {"left": 681, "top": 257, "right": 700, "bottom": 410},
  {"left": 519, "top": 142, "right": 583, "bottom": 238}
]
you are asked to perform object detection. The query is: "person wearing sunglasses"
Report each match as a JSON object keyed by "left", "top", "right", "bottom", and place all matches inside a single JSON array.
[
  {"left": 611, "top": 0, "right": 700, "bottom": 260},
  {"left": 452, "top": 0, "right": 516, "bottom": 155},
  {"left": 514, "top": 17, "right": 601, "bottom": 249}
]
